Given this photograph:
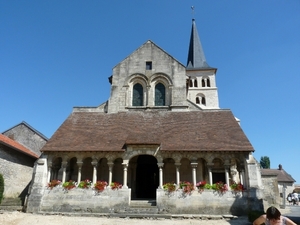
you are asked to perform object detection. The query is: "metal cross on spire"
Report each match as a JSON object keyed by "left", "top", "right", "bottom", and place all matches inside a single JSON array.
[{"left": 191, "top": 6, "right": 195, "bottom": 19}]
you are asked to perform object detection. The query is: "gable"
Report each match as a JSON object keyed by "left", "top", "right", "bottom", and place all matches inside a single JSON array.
[{"left": 113, "top": 40, "right": 186, "bottom": 71}]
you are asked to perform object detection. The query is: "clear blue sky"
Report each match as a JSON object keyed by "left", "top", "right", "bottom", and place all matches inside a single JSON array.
[{"left": 1, "top": 1, "right": 299, "bottom": 183}]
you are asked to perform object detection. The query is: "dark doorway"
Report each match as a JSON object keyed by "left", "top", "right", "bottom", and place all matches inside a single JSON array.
[
  {"left": 135, "top": 155, "right": 158, "bottom": 199},
  {"left": 212, "top": 172, "right": 226, "bottom": 184}
]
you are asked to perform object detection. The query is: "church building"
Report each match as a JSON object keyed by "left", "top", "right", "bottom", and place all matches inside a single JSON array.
[{"left": 26, "top": 19, "right": 264, "bottom": 215}]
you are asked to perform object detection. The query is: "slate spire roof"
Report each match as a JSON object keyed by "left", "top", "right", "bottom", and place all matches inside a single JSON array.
[{"left": 186, "top": 19, "right": 211, "bottom": 70}]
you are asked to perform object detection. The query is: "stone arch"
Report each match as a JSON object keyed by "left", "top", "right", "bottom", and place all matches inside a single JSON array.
[
  {"left": 112, "top": 158, "right": 123, "bottom": 184},
  {"left": 97, "top": 157, "right": 109, "bottom": 181},
  {"left": 150, "top": 73, "right": 172, "bottom": 86},
  {"left": 196, "top": 93, "right": 206, "bottom": 106},
  {"left": 196, "top": 158, "right": 207, "bottom": 183},
  {"left": 50, "top": 157, "right": 62, "bottom": 181},
  {"left": 211, "top": 157, "right": 226, "bottom": 184},
  {"left": 150, "top": 73, "right": 172, "bottom": 107},
  {"left": 127, "top": 74, "right": 148, "bottom": 107},
  {"left": 67, "top": 157, "right": 77, "bottom": 181},
  {"left": 81, "top": 157, "right": 93, "bottom": 181},
  {"left": 129, "top": 154, "right": 158, "bottom": 199},
  {"left": 180, "top": 158, "right": 192, "bottom": 182},
  {"left": 163, "top": 158, "right": 176, "bottom": 183}
]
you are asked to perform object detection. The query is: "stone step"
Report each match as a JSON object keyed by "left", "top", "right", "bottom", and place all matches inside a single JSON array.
[
  {"left": 0, "top": 205, "right": 23, "bottom": 211},
  {"left": 130, "top": 200, "right": 156, "bottom": 207},
  {"left": 0, "top": 198, "right": 22, "bottom": 206}
]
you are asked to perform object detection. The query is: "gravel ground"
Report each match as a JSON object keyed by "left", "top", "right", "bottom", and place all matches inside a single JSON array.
[
  {"left": 0, "top": 207, "right": 292, "bottom": 225},
  {"left": 0, "top": 211, "right": 253, "bottom": 225}
]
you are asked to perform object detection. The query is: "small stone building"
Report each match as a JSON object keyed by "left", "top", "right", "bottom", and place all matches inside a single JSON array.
[
  {"left": 0, "top": 122, "right": 47, "bottom": 203},
  {"left": 26, "top": 19, "right": 264, "bottom": 215},
  {"left": 261, "top": 164, "right": 296, "bottom": 205}
]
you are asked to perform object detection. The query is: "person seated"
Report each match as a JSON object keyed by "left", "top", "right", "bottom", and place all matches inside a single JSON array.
[{"left": 253, "top": 206, "right": 296, "bottom": 225}]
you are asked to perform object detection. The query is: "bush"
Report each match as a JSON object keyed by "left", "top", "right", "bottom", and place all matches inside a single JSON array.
[
  {"left": 248, "top": 210, "right": 265, "bottom": 223},
  {"left": 0, "top": 174, "right": 4, "bottom": 204}
]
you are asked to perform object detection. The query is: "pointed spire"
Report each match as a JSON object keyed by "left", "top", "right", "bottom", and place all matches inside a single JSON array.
[{"left": 186, "top": 19, "right": 210, "bottom": 69}]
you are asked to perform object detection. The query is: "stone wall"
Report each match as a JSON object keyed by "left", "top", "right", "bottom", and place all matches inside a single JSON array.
[
  {"left": 157, "top": 189, "right": 263, "bottom": 215},
  {"left": 261, "top": 174, "right": 280, "bottom": 209},
  {"left": 0, "top": 144, "right": 36, "bottom": 198}
]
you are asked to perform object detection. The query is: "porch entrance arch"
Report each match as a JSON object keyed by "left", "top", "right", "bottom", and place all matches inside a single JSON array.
[{"left": 131, "top": 155, "right": 158, "bottom": 199}]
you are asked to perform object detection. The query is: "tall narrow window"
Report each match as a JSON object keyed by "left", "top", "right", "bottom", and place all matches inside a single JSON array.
[
  {"left": 201, "top": 97, "right": 206, "bottom": 105},
  {"left": 207, "top": 79, "right": 211, "bottom": 87},
  {"left": 194, "top": 79, "right": 198, "bottom": 87},
  {"left": 132, "top": 83, "right": 143, "bottom": 106},
  {"left": 155, "top": 83, "right": 165, "bottom": 106},
  {"left": 202, "top": 79, "right": 205, "bottom": 87},
  {"left": 146, "top": 61, "right": 152, "bottom": 70},
  {"left": 196, "top": 97, "right": 200, "bottom": 104},
  {"left": 189, "top": 79, "right": 193, "bottom": 87}
]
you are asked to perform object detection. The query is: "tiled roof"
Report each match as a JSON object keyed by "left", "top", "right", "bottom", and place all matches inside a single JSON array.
[
  {"left": 42, "top": 110, "right": 254, "bottom": 152},
  {"left": 261, "top": 168, "right": 296, "bottom": 183},
  {"left": 0, "top": 134, "right": 39, "bottom": 158}
]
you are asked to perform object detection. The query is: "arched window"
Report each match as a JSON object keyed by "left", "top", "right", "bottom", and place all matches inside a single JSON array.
[
  {"left": 207, "top": 79, "right": 211, "bottom": 87},
  {"left": 155, "top": 83, "right": 165, "bottom": 106},
  {"left": 202, "top": 79, "right": 205, "bottom": 87},
  {"left": 196, "top": 97, "right": 200, "bottom": 104},
  {"left": 189, "top": 79, "right": 193, "bottom": 87},
  {"left": 201, "top": 97, "right": 206, "bottom": 105},
  {"left": 194, "top": 79, "right": 198, "bottom": 87},
  {"left": 132, "top": 83, "right": 143, "bottom": 106}
]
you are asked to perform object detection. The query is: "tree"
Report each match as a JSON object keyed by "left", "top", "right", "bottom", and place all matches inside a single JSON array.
[{"left": 260, "top": 156, "right": 270, "bottom": 169}]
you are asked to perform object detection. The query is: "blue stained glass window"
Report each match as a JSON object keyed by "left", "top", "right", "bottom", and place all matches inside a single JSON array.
[
  {"left": 132, "top": 83, "right": 143, "bottom": 106},
  {"left": 155, "top": 83, "right": 165, "bottom": 106}
]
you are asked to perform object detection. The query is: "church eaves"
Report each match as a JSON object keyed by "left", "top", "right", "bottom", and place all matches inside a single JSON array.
[{"left": 186, "top": 19, "right": 212, "bottom": 70}]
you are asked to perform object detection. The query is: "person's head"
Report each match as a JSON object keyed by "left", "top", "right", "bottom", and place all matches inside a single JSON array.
[{"left": 266, "top": 206, "right": 281, "bottom": 220}]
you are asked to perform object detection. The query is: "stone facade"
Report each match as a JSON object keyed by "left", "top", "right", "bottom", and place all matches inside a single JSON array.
[
  {"left": 0, "top": 143, "right": 36, "bottom": 198},
  {"left": 26, "top": 19, "right": 265, "bottom": 215}
]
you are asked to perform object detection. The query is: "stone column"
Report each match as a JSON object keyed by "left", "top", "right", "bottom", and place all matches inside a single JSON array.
[
  {"left": 122, "top": 163, "right": 128, "bottom": 189},
  {"left": 61, "top": 161, "right": 68, "bottom": 183},
  {"left": 77, "top": 161, "right": 83, "bottom": 184},
  {"left": 191, "top": 162, "right": 198, "bottom": 188},
  {"left": 157, "top": 163, "right": 164, "bottom": 189},
  {"left": 107, "top": 162, "right": 114, "bottom": 186},
  {"left": 174, "top": 162, "right": 181, "bottom": 185},
  {"left": 91, "top": 159, "right": 98, "bottom": 184},
  {"left": 47, "top": 161, "right": 52, "bottom": 183},
  {"left": 225, "top": 166, "right": 230, "bottom": 190},
  {"left": 239, "top": 169, "right": 244, "bottom": 185},
  {"left": 209, "top": 168, "right": 213, "bottom": 185}
]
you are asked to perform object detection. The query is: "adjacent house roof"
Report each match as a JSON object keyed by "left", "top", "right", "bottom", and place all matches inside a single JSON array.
[
  {"left": 0, "top": 134, "right": 39, "bottom": 158},
  {"left": 2, "top": 121, "right": 48, "bottom": 141},
  {"left": 261, "top": 165, "right": 296, "bottom": 183},
  {"left": 42, "top": 110, "right": 254, "bottom": 152}
]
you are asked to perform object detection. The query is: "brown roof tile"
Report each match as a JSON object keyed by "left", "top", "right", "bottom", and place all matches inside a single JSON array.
[
  {"left": 261, "top": 168, "right": 296, "bottom": 183},
  {"left": 0, "top": 134, "right": 39, "bottom": 158},
  {"left": 42, "top": 110, "right": 254, "bottom": 152}
]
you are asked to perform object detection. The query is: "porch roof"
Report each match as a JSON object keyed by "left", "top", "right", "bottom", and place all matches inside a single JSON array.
[{"left": 42, "top": 110, "right": 254, "bottom": 152}]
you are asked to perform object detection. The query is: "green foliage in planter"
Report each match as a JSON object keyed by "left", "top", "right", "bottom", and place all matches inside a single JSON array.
[
  {"left": 248, "top": 210, "right": 265, "bottom": 223},
  {"left": 0, "top": 174, "right": 4, "bottom": 204},
  {"left": 62, "top": 180, "right": 76, "bottom": 190},
  {"left": 163, "top": 182, "right": 176, "bottom": 192}
]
